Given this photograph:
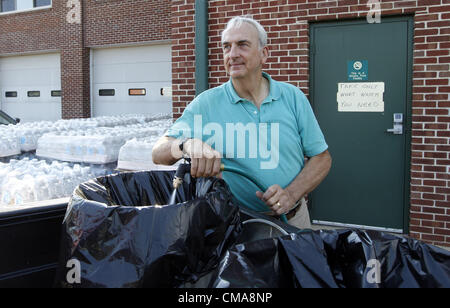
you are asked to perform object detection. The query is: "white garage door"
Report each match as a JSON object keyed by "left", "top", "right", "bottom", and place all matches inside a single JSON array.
[
  {"left": 92, "top": 44, "right": 172, "bottom": 117},
  {"left": 0, "top": 53, "right": 62, "bottom": 122}
]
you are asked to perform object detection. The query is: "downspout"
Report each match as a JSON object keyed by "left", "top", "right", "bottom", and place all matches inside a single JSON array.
[{"left": 195, "top": 0, "right": 209, "bottom": 96}]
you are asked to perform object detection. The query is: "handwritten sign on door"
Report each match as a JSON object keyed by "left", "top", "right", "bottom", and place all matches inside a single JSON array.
[{"left": 337, "top": 82, "right": 385, "bottom": 112}]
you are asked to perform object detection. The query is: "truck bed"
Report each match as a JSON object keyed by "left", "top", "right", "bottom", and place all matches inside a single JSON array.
[{"left": 0, "top": 199, "right": 68, "bottom": 288}]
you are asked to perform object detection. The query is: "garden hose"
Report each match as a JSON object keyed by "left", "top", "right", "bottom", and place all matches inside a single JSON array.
[
  {"left": 219, "top": 163, "right": 289, "bottom": 223},
  {"left": 172, "top": 160, "right": 288, "bottom": 223},
  {"left": 219, "top": 163, "right": 266, "bottom": 192}
]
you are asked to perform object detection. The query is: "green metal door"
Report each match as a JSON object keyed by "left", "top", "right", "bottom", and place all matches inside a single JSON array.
[{"left": 309, "top": 17, "right": 413, "bottom": 232}]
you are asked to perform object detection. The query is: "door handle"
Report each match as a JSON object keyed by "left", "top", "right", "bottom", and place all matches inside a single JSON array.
[
  {"left": 387, "top": 124, "right": 403, "bottom": 135},
  {"left": 386, "top": 113, "right": 404, "bottom": 135}
]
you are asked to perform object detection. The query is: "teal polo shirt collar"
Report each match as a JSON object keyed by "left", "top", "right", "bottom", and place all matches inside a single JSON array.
[{"left": 225, "top": 72, "right": 281, "bottom": 105}]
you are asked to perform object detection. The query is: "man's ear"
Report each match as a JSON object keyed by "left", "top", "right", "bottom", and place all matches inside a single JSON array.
[{"left": 261, "top": 46, "right": 269, "bottom": 65}]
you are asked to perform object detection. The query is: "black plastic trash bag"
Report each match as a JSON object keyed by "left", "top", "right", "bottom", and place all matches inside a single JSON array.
[
  {"left": 55, "top": 170, "right": 241, "bottom": 288},
  {"left": 208, "top": 238, "right": 297, "bottom": 288},
  {"left": 202, "top": 229, "right": 450, "bottom": 288}
]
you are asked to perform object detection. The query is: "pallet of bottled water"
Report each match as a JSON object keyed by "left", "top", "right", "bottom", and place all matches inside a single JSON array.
[
  {"left": 36, "top": 120, "right": 173, "bottom": 164},
  {"left": 0, "top": 114, "right": 171, "bottom": 159},
  {"left": 0, "top": 155, "right": 115, "bottom": 207}
]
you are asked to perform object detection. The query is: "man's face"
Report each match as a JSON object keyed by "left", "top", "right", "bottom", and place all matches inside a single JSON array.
[{"left": 222, "top": 23, "right": 268, "bottom": 79}]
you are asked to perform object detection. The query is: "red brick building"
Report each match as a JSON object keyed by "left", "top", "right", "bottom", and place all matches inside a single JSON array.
[
  {"left": 171, "top": 0, "right": 450, "bottom": 248},
  {"left": 0, "top": 0, "right": 449, "bottom": 247},
  {"left": 0, "top": 0, "right": 171, "bottom": 120}
]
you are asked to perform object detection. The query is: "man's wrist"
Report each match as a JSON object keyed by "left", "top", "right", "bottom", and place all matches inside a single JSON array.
[
  {"left": 178, "top": 138, "right": 190, "bottom": 158},
  {"left": 285, "top": 186, "right": 306, "bottom": 213}
]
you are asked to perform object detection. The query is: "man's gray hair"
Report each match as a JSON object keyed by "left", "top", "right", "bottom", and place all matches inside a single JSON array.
[{"left": 221, "top": 16, "right": 268, "bottom": 49}]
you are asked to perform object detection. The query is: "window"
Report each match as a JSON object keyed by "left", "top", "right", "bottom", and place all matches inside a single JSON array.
[
  {"left": 51, "top": 90, "right": 61, "bottom": 97},
  {"left": 0, "top": 0, "right": 51, "bottom": 13},
  {"left": 27, "top": 91, "right": 40, "bottom": 97},
  {"left": 5, "top": 91, "right": 17, "bottom": 98},
  {"left": 99, "top": 89, "right": 115, "bottom": 96},
  {"left": 160, "top": 87, "right": 172, "bottom": 97},
  {"left": 129, "top": 88, "right": 146, "bottom": 96},
  {"left": 33, "top": 0, "right": 50, "bottom": 7},
  {"left": 0, "top": 110, "right": 17, "bottom": 125},
  {"left": 0, "top": 0, "right": 15, "bottom": 12}
]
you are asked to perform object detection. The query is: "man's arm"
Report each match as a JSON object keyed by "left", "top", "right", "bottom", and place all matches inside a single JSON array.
[
  {"left": 152, "top": 136, "right": 183, "bottom": 166},
  {"left": 256, "top": 150, "right": 332, "bottom": 215},
  {"left": 286, "top": 149, "right": 332, "bottom": 202},
  {"left": 152, "top": 136, "right": 222, "bottom": 178}
]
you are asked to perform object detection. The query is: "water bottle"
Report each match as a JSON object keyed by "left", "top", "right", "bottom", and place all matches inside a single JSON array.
[
  {"left": 34, "top": 174, "right": 50, "bottom": 202},
  {"left": 62, "top": 167, "right": 74, "bottom": 196},
  {"left": 22, "top": 174, "right": 37, "bottom": 204},
  {"left": 1, "top": 184, "right": 12, "bottom": 205},
  {"left": 46, "top": 174, "right": 59, "bottom": 199}
]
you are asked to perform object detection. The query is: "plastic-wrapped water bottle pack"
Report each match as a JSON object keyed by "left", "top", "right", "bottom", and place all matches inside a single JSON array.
[
  {"left": 0, "top": 126, "right": 21, "bottom": 158},
  {"left": 117, "top": 135, "right": 180, "bottom": 171},
  {"left": 13, "top": 121, "right": 55, "bottom": 152},
  {"left": 0, "top": 154, "right": 115, "bottom": 206},
  {"left": 116, "top": 118, "right": 178, "bottom": 171}
]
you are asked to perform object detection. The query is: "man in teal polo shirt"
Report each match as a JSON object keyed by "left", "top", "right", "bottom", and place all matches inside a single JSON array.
[{"left": 152, "top": 16, "right": 332, "bottom": 228}]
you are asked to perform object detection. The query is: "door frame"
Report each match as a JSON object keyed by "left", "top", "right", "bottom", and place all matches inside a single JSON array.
[{"left": 308, "top": 16, "right": 414, "bottom": 233}]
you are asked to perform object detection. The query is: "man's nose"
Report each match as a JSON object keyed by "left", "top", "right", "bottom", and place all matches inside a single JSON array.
[{"left": 230, "top": 44, "right": 240, "bottom": 58}]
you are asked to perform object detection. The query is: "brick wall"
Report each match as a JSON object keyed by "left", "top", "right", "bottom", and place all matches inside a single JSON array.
[
  {"left": 171, "top": 0, "right": 197, "bottom": 118},
  {"left": 171, "top": 0, "right": 450, "bottom": 247},
  {"left": 0, "top": 3, "right": 61, "bottom": 54},
  {"left": 60, "top": 0, "right": 89, "bottom": 119},
  {"left": 84, "top": 0, "right": 171, "bottom": 47},
  {"left": 0, "top": 0, "right": 171, "bottom": 119}
]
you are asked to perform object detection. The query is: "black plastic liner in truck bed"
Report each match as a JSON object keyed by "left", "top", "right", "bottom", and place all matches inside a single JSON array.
[
  {"left": 53, "top": 170, "right": 450, "bottom": 288},
  {"left": 1, "top": 170, "right": 449, "bottom": 288}
]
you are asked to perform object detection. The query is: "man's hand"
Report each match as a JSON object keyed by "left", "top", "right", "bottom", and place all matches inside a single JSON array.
[
  {"left": 256, "top": 184, "right": 297, "bottom": 216},
  {"left": 183, "top": 138, "right": 222, "bottom": 178},
  {"left": 255, "top": 150, "right": 331, "bottom": 216}
]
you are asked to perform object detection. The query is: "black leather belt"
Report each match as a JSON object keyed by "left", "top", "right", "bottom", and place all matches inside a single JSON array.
[
  {"left": 259, "top": 199, "right": 303, "bottom": 221},
  {"left": 286, "top": 199, "right": 302, "bottom": 220}
]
